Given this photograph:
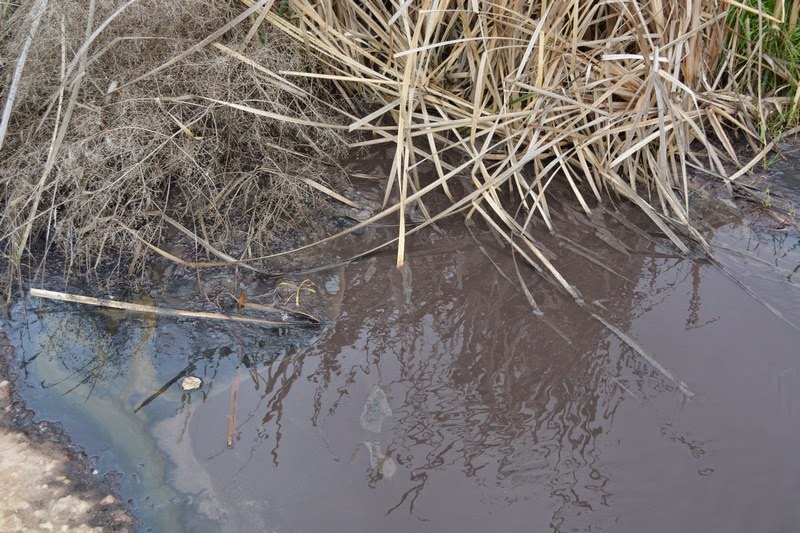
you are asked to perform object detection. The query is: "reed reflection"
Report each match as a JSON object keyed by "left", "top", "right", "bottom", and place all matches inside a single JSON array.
[{"left": 241, "top": 218, "right": 693, "bottom": 530}]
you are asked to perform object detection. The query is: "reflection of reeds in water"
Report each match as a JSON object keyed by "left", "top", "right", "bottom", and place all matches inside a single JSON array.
[
  {"left": 15, "top": 296, "right": 309, "bottom": 409},
  {"left": 319, "top": 264, "right": 622, "bottom": 527},
  {"left": 27, "top": 306, "right": 155, "bottom": 399},
  {"left": 234, "top": 214, "right": 710, "bottom": 529},
  {"left": 230, "top": 344, "right": 307, "bottom": 468},
  {"left": 380, "top": 309, "right": 617, "bottom": 525}
]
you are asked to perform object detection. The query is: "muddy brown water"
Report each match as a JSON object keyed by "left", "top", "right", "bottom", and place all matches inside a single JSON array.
[{"left": 4, "top": 171, "right": 800, "bottom": 532}]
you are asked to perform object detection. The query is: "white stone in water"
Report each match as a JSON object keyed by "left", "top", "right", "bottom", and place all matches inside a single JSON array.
[
  {"left": 360, "top": 387, "right": 392, "bottom": 433},
  {"left": 325, "top": 275, "right": 340, "bottom": 294},
  {"left": 180, "top": 376, "right": 202, "bottom": 391}
]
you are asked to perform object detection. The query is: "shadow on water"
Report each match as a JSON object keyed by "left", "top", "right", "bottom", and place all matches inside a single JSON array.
[{"left": 4, "top": 183, "right": 800, "bottom": 531}]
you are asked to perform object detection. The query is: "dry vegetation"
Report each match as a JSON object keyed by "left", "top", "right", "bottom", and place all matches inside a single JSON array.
[
  {"left": 0, "top": 0, "right": 348, "bottom": 290},
  {"left": 1, "top": 0, "right": 799, "bottom": 302},
  {"left": 259, "top": 0, "right": 800, "bottom": 298}
]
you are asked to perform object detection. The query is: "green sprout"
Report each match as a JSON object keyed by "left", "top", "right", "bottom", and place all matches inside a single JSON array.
[
  {"left": 762, "top": 185, "right": 772, "bottom": 208},
  {"left": 278, "top": 279, "right": 317, "bottom": 307}
]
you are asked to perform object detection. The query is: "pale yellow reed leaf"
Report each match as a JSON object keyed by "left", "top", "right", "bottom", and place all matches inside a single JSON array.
[
  {"left": 279, "top": 71, "right": 398, "bottom": 85},
  {"left": 609, "top": 126, "right": 674, "bottom": 169},
  {"left": 349, "top": 99, "right": 400, "bottom": 132},
  {"left": 296, "top": 176, "right": 360, "bottom": 208},
  {"left": 721, "top": 0, "right": 784, "bottom": 23},
  {"left": 212, "top": 42, "right": 306, "bottom": 96},
  {"left": 201, "top": 97, "right": 349, "bottom": 129}
]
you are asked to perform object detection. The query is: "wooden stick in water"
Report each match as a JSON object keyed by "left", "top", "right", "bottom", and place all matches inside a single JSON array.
[
  {"left": 30, "top": 288, "right": 315, "bottom": 327},
  {"left": 227, "top": 369, "right": 240, "bottom": 448}
]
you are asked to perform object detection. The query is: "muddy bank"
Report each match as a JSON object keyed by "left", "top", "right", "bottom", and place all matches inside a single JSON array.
[{"left": 0, "top": 335, "right": 135, "bottom": 532}]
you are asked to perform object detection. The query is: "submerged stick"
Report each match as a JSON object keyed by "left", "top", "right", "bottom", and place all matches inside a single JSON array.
[
  {"left": 227, "top": 368, "right": 240, "bottom": 448},
  {"left": 586, "top": 308, "right": 694, "bottom": 398},
  {"left": 29, "top": 288, "right": 317, "bottom": 327},
  {"left": 134, "top": 364, "right": 196, "bottom": 413}
]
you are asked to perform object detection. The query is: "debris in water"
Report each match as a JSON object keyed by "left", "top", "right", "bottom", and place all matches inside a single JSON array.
[
  {"left": 365, "top": 441, "right": 396, "bottom": 479},
  {"left": 360, "top": 387, "right": 392, "bottom": 433},
  {"left": 180, "top": 376, "right": 202, "bottom": 391},
  {"left": 227, "top": 369, "right": 240, "bottom": 448}
]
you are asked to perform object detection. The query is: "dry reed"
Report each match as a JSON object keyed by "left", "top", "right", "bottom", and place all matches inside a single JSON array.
[
  {"left": 3, "top": 1, "right": 794, "bottom": 395},
  {"left": 250, "top": 0, "right": 796, "bottom": 296},
  {"left": 1, "top": 0, "right": 796, "bottom": 301}
]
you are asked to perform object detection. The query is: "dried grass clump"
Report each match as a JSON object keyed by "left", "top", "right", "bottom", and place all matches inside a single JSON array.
[
  {"left": 0, "top": 0, "right": 347, "bottom": 280},
  {"left": 258, "top": 0, "right": 798, "bottom": 298}
]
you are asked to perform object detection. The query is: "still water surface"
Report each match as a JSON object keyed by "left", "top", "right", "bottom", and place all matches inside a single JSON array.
[{"left": 5, "top": 186, "right": 800, "bottom": 532}]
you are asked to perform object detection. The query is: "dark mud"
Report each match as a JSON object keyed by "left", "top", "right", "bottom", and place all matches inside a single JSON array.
[{"left": 2, "top": 145, "right": 800, "bottom": 532}]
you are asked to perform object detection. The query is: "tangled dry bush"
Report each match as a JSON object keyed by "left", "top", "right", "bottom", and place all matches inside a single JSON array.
[{"left": 0, "top": 0, "right": 347, "bottom": 283}]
